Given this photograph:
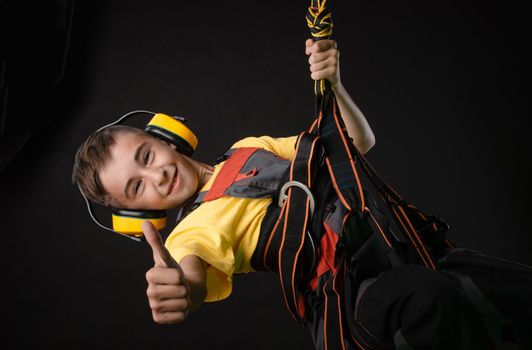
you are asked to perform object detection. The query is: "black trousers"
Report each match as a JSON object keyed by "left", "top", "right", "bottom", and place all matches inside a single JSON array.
[{"left": 307, "top": 249, "right": 532, "bottom": 350}]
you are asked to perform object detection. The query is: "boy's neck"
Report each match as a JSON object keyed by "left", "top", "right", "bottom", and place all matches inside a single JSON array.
[{"left": 195, "top": 161, "right": 215, "bottom": 189}]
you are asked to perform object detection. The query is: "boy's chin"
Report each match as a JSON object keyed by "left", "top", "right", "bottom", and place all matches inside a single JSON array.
[{"left": 163, "top": 198, "right": 190, "bottom": 210}]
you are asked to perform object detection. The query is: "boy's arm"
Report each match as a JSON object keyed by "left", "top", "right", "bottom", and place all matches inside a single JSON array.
[
  {"left": 142, "top": 222, "right": 207, "bottom": 324},
  {"left": 305, "top": 39, "right": 376, "bottom": 155},
  {"left": 332, "top": 83, "right": 375, "bottom": 155}
]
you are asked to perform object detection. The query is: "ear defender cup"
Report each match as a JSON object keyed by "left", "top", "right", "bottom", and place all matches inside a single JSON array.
[
  {"left": 112, "top": 208, "right": 167, "bottom": 236},
  {"left": 145, "top": 113, "right": 198, "bottom": 156}
]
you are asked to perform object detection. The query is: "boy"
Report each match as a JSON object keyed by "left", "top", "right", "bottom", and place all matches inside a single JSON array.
[
  {"left": 73, "top": 36, "right": 374, "bottom": 313},
  {"left": 73, "top": 39, "right": 532, "bottom": 349}
]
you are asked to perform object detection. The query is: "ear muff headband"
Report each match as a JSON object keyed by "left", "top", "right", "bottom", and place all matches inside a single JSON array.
[{"left": 80, "top": 110, "right": 198, "bottom": 241}]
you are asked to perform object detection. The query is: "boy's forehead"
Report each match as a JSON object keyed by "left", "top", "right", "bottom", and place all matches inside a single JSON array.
[
  {"left": 104, "top": 131, "right": 154, "bottom": 171},
  {"left": 103, "top": 132, "right": 149, "bottom": 173},
  {"left": 110, "top": 131, "right": 146, "bottom": 155}
]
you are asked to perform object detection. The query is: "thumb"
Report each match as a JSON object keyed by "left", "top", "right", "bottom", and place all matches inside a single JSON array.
[{"left": 142, "top": 221, "right": 178, "bottom": 269}]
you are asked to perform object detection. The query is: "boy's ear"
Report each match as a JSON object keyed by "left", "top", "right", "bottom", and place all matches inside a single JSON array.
[
  {"left": 104, "top": 194, "right": 125, "bottom": 209},
  {"left": 163, "top": 140, "right": 177, "bottom": 150},
  {"left": 151, "top": 134, "right": 177, "bottom": 150}
]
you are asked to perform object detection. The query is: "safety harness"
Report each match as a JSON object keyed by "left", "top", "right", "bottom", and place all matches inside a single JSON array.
[
  {"left": 173, "top": 1, "right": 520, "bottom": 348},
  {"left": 175, "top": 114, "right": 515, "bottom": 349}
]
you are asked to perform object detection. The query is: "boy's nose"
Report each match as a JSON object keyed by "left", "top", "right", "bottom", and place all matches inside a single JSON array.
[{"left": 144, "top": 167, "right": 167, "bottom": 186}]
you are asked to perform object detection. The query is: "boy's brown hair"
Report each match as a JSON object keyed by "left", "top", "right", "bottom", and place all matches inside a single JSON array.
[{"left": 72, "top": 125, "right": 145, "bottom": 206}]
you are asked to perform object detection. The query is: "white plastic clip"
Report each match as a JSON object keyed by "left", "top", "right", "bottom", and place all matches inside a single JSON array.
[{"left": 278, "top": 180, "right": 315, "bottom": 217}]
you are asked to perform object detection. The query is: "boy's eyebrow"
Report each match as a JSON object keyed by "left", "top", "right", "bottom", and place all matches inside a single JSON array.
[{"left": 124, "top": 141, "right": 148, "bottom": 200}]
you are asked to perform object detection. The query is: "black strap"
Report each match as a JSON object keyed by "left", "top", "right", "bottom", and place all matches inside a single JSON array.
[
  {"left": 322, "top": 263, "right": 347, "bottom": 350},
  {"left": 275, "top": 132, "right": 322, "bottom": 323},
  {"left": 311, "top": 92, "right": 366, "bottom": 213}
]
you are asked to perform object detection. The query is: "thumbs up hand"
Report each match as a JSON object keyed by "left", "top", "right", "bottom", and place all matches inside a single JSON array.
[{"left": 143, "top": 221, "right": 191, "bottom": 324}]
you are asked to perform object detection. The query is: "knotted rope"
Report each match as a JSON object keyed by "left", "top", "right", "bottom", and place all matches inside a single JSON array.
[{"left": 306, "top": 0, "right": 333, "bottom": 96}]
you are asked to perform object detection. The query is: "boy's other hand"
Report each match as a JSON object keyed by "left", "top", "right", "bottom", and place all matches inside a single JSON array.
[
  {"left": 305, "top": 38, "right": 341, "bottom": 87},
  {"left": 143, "top": 221, "right": 191, "bottom": 324}
]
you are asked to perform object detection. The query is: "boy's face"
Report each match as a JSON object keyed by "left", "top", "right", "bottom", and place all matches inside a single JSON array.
[{"left": 99, "top": 131, "right": 200, "bottom": 210}]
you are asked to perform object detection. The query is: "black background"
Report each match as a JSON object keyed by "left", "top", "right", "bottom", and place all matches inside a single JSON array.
[{"left": 1, "top": 0, "right": 530, "bottom": 349}]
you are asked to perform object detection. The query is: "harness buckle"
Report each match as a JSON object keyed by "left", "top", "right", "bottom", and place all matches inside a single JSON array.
[{"left": 278, "top": 180, "right": 316, "bottom": 216}]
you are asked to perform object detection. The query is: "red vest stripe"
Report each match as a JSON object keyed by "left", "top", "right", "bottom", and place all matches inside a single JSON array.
[{"left": 203, "top": 147, "right": 260, "bottom": 202}]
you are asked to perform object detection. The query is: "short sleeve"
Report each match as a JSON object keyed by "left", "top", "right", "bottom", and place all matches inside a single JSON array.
[
  {"left": 165, "top": 223, "right": 235, "bottom": 302},
  {"left": 231, "top": 135, "right": 298, "bottom": 161}
]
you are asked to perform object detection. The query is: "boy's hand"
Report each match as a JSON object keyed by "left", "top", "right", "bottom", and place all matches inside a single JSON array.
[
  {"left": 305, "top": 38, "right": 341, "bottom": 87},
  {"left": 143, "top": 221, "right": 191, "bottom": 324}
]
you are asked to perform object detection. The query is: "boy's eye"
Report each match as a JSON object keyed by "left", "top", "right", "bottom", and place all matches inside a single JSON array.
[
  {"left": 134, "top": 180, "right": 142, "bottom": 195},
  {"left": 144, "top": 150, "right": 151, "bottom": 165}
]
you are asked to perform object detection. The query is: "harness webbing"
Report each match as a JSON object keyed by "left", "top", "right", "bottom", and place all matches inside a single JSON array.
[{"left": 276, "top": 132, "right": 323, "bottom": 323}]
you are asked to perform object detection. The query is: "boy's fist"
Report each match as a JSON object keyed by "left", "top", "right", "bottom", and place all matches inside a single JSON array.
[
  {"left": 143, "top": 221, "right": 191, "bottom": 324},
  {"left": 305, "top": 38, "right": 341, "bottom": 87}
]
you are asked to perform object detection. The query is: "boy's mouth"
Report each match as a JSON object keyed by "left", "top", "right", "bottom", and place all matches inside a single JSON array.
[{"left": 168, "top": 167, "right": 179, "bottom": 195}]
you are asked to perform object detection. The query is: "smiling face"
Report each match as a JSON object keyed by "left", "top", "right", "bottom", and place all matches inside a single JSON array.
[{"left": 98, "top": 131, "right": 201, "bottom": 210}]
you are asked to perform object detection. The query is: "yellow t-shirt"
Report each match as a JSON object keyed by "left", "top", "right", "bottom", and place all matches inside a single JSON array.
[{"left": 165, "top": 135, "right": 298, "bottom": 302}]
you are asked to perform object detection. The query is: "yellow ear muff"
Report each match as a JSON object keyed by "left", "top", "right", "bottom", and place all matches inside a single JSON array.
[
  {"left": 145, "top": 113, "right": 198, "bottom": 156},
  {"left": 111, "top": 209, "right": 167, "bottom": 237}
]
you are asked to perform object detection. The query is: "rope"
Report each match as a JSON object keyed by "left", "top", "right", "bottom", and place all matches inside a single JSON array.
[
  {"left": 306, "top": 0, "right": 334, "bottom": 96},
  {"left": 306, "top": 0, "right": 333, "bottom": 40}
]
